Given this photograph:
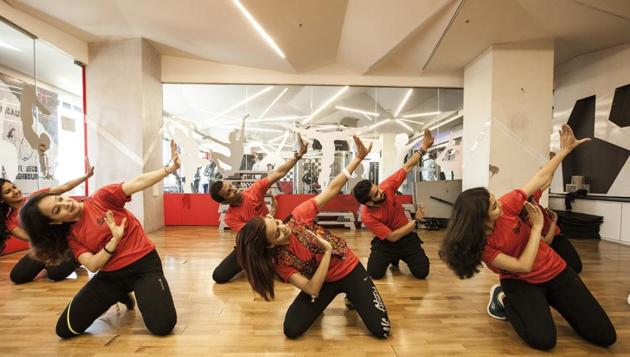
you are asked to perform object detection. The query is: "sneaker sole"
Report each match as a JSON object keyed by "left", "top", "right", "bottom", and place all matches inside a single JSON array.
[{"left": 487, "top": 284, "right": 507, "bottom": 321}]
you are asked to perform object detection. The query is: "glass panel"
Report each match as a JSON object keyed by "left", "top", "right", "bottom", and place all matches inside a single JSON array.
[
  {"left": 34, "top": 39, "right": 85, "bottom": 195},
  {"left": 0, "top": 20, "right": 37, "bottom": 192},
  {"left": 162, "top": 84, "right": 463, "bottom": 195}
]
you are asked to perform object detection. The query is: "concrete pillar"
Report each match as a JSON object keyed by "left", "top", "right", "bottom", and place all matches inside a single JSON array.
[
  {"left": 463, "top": 40, "right": 554, "bottom": 196},
  {"left": 86, "top": 38, "right": 164, "bottom": 232}
]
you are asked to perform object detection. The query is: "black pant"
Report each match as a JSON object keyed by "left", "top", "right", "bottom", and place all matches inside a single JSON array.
[
  {"left": 284, "top": 263, "right": 390, "bottom": 339},
  {"left": 551, "top": 235, "right": 582, "bottom": 273},
  {"left": 367, "top": 231, "right": 429, "bottom": 279},
  {"left": 212, "top": 249, "right": 242, "bottom": 283},
  {"left": 501, "top": 267, "right": 616, "bottom": 350},
  {"left": 10, "top": 253, "right": 80, "bottom": 284},
  {"left": 55, "top": 250, "right": 177, "bottom": 338}
]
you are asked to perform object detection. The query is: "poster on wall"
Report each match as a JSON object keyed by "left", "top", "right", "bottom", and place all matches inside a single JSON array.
[{"left": 0, "top": 72, "right": 59, "bottom": 193}]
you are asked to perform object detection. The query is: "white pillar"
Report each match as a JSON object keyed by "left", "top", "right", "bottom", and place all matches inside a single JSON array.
[
  {"left": 463, "top": 40, "right": 554, "bottom": 196},
  {"left": 86, "top": 38, "right": 164, "bottom": 232}
]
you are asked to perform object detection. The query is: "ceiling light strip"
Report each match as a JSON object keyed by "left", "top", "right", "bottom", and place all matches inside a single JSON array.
[
  {"left": 395, "top": 119, "right": 413, "bottom": 132},
  {"left": 232, "top": 0, "right": 286, "bottom": 58}
]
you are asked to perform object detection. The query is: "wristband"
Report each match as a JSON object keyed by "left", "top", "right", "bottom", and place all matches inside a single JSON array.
[
  {"left": 103, "top": 245, "right": 115, "bottom": 255},
  {"left": 415, "top": 148, "right": 427, "bottom": 156},
  {"left": 342, "top": 168, "right": 352, "bottom": 179}
]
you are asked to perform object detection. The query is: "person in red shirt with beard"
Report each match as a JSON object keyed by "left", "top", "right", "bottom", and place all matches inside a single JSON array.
[
  {"left": 440, "top": 125, "right": 615, "bottom": 350},
  {"left": 351, "top": 129, "right": 433, "bottom": 280},
  {"left": 210, "top": 135, "right": 307, "bottom": 283}
]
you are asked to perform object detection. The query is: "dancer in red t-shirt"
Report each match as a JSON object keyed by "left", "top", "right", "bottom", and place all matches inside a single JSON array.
[
  {"left": 351, "top": 128, "right": 433, "bottom": 280},
  {"left": 236, "top": 136, "right": 390, "bottom": 339},
  {"left": 209, "top": 135, "right": 308, "bottom": 283},
  {"left": 19, "top": 141, "right": 181, "bottom": 338},
  {"left": 440, "top": 125, "right": 615, "bottom": 350},
  {"left": 1, "top": 162, "right": 93, "bottom": 284}
]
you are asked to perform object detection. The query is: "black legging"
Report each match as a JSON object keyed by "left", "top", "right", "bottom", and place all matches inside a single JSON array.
[
  {"left": 55, "top": 250, "right": 177, "bottom": 338},
  {"left": 367, "top": 231, "right": 429, "bottom": 279},
  {"left": 284, "top": 263, "right": 390, "bottom": 339},
  {"left": 212, "top": 249, "right": 242, "bottom": 283},
  {"left": 10, "top": 253, "right": 80, "bottom": 284},
  {"left": 501, "top": 267, "right": 615, "bottom": 350},
  {"left": 551, "top": 235, "right": 582, "bottom": 273}
]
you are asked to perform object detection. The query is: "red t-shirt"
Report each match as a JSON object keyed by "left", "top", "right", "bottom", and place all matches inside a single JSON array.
[
  {"left": 224, "top": 178, "right": 271, "bottom": 232},
  {"left": 67, "top": 184, "right": 155, "bottom": 272},
  {"left": 482, "top": 189, "right": 566, "bottom": 284},
  {"left": 532, "top": 190, "right": 561, "bottom": 236},
  {"left": 360, "top": 168, "right": 409, "bottom": 240},
  {"left": 5, "top": 188, "right": 50, "bottom": 232},
  {"left": 275, "top": 199, "right": 359, "bottom": 282}
]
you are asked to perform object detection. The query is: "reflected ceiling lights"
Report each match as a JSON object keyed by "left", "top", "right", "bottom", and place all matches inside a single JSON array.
[
  {"left": 302, "top": 86, "right": 349, "bottom": 124},
  {"left": 233, "top": 0, "right": 286, "bottom": 58},
  {"left": 258, "top": 88, "right": 288, "bottom": 120},
  {"left": 395, "top": 119, "right": 413, "bottom": 132},
  {"left": 394, "top": 89, "right": 413, "bottom": 117},
  {"left": 334, "top": 105, "right": 379, "bottom": 117},
  {"left": 403, "top": 111, "right": 441, "bottom": 118}
]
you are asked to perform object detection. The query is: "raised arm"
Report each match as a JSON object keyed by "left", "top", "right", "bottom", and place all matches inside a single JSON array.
[
  {"left": 237, "top": 114, "right": 248, "bottom": 141},
  {"left": 49, "top": 158, "right": 94, "bottom": 195},
  {"left": 491, "top": 202, "right": 544, "bottom": 273},
  {"left": 266, "top": 134, "right": 308, "bottom": 184},
  {"left": 312, "top": 135, "right": 372, "bottom": 208},
  {"left": 122, "top": 140, "right": 181, "bottom": 196},
  {"left": 402, "top": 129, "right": 434, "bottom": 173},
  {"left": 520, "top": 124, "right": 589, "bottom": 197}
]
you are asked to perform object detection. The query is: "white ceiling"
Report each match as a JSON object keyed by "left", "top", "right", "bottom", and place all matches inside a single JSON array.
[{"left": 6, "top": 0, "right": 630, "bottom": 76}]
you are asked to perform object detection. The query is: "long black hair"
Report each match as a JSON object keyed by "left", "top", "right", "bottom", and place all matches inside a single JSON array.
[
  {"left": 235, "top": 217, "right": 278, "bottom": 301},
  {"left": 19, "top": 192, "right": 72, "bottom": 264},
  {"left": 439, "top": 187, "right": 490, "bottom": 279},
  {"left": 0, "top": 179, "right": 11, "bottom": 244}
]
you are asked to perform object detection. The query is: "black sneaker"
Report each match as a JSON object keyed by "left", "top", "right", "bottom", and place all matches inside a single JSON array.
[
  {"left": 487, "top": 284, "right": 507, "bottom": 320},
  {"left": 344, "top": 296, "right": 355, "bottom": 310}
]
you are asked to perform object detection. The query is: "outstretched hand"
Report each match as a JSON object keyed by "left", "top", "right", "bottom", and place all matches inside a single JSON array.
[
  {"left": 559, "top": 124, "right": 590, "bottom": 153},
  {"left": 353, "top": 135, "right": 372, "bottom": 160},
  {"left": 295, "top": 134, "right": 308, "bottom": 159},
  {"left": 166, "top": 140, "right": 181, "bottom": 174},
  {"left": 421, "top": 128, "right": 434, "bottom": 151},
  {"left": 85, "top": 157, "right": 95, "bottom": 178}
]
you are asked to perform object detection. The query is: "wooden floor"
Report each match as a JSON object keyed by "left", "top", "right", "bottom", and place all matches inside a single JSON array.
[{"left": 1, "top": 226, "right": 629, "bottom": 356}]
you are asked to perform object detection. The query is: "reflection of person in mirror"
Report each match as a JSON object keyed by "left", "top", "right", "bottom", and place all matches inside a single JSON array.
[
  {"left": 200, "top": 114, "right": 248, "bottom": 174},
  {"left": 298, "top": 126, "right": 361, "bottom": 188},
  {"left": 0, "top": 74, "right": 53, "bottom": 179}
]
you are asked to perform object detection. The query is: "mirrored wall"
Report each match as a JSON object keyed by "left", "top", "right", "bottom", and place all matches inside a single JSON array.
[
  {"left": 0, "top": 19, "right": 85, "bottom": 195},
  {"left": 163, "top": 84, "right": 463, "bottom": 195}
]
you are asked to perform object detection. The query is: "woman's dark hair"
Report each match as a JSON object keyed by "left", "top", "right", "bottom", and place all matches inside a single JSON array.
[
  {"left": 235, "top": 216, "right": 277, "bottom": 301},
  {"left": 439, "top": 187, "right": 490, "bottom": 279},
  {"left": 19, "top": 192, "right": 72, "bottom": 264},
  {"left": 0, "top": 179, "right": 11, "bottom": 244}
]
